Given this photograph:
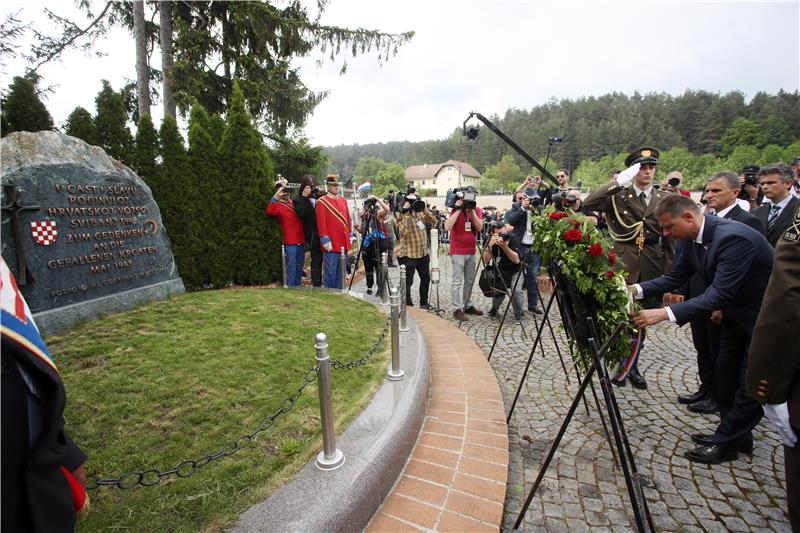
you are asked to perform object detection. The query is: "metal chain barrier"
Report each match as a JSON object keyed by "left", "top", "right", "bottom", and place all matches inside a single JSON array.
[
  {"left": 330, "top": 316, "right": 390, "bottom": 371},
  {"left": 85, "top": 365, "right": 320, "bottom": 490}
]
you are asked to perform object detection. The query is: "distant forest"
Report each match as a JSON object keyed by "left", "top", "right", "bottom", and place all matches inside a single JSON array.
[{"left": 322, "top": 90, "right": 800, "bottom": 181}]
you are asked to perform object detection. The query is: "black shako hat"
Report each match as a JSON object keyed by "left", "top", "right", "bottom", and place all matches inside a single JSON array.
[{"left": 625, "top": 147, "right": 660, "bottom": 168}]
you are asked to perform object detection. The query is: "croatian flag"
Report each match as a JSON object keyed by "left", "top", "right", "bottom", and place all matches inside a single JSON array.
[{"left": 356, "top": 181, "right": 372, "bottom": 194}]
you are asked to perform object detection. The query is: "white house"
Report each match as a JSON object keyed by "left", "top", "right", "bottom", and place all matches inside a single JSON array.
[{"left": 404, "top": 159, "right": 482, "bottom": 197}]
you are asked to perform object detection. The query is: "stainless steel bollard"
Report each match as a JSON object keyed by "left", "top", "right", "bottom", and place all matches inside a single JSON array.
[
  {"left": 380, "top": 252, "right": 390, "bottom": 306},
  {"left": 398, "top": 265, "right": 410, "bottom": 332},
  {"left": 387, "top": 287, "right": 406, "bottom": 380},
  {"left": 281, "top": 245, "right": 288, "bottom": 288},
  {"left": 339, "top": 247, "right": 347, "bottom": 291},
  {"left": 314, "top": 333, "right": 346, "bottom": 471},
  {"left": 430, "top": 229, "right": 440, "bottom": 285}
]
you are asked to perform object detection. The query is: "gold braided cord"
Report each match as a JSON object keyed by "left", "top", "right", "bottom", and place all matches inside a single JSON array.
[{"left": 608, "top": 195, "right": 644, "bottom": 242}]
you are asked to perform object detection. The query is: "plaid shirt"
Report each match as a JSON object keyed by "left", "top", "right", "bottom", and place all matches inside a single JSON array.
[{"left": 395, "top": 211, "right": 436, "bottom": 259}]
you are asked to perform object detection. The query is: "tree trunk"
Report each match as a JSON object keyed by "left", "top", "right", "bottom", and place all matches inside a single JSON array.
[
  {"left": 159, "top": 1, "right": 176, "bottom": 118},
  {"left": 133, "top": 0, "right": 150, "bottom": 118}
]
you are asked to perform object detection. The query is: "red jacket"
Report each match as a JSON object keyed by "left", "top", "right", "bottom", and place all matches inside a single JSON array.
[
  {"left": 266, "top": 199, "right": 305, "bottom": 245},
  {"left": 315, "top": 194, "right": 352, "bottom": 252}
]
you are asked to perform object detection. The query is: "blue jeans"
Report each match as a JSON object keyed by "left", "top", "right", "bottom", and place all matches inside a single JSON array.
[
  {"left": 284, "top": 244, "right": 305, "bottom": 287},
  {"left": 323, "top": 251, "right": 343, "bottom": 289},
  {"left": 519, "top": 247, "right": 541, "bottom": 309}
]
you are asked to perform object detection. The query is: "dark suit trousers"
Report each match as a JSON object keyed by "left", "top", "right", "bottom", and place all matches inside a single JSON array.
[
  {"left": 712, "top": 319, "right": 763, "bottom": 446},
  {"left": 689, "top": 314, "right": 720, "bottom": 397},
  {"left": 399, "top": 255, "right": 430, "bottom": 305}
]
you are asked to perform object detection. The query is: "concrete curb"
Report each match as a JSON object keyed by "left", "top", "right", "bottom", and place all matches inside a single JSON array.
[{"left": 232, "top": 309, "right": 430, "bottom": 533}]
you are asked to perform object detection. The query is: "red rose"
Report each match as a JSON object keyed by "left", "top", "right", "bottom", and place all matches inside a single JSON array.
[
  {"left": 549, "top": 211, "right": 568, "bottom": 221},
  {"left": 588, "top": 243, "right": 603, "bottom": 257},
  {"left": 563, "top": 228, "right": 583, "bottom": 243},
  {"left": 607, "top": 249, "right": 617, "bottom": 265},
  {"left": 606, "top": 270, "right": 615, "bottom": 279}
]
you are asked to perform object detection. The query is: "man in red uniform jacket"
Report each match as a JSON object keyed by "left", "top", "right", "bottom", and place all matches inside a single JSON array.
[
  {"left": 266, "top": 178, "right": 306, "bottom": 286},
  {"left": 315, "top": 174, "right": 352, "bottom": 289}
]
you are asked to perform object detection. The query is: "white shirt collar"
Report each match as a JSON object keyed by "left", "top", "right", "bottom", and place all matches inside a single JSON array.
[
  {"left": 695, "top": 216, "right": 707, "bottom": 245},
  {"left": 715, "top": 203, "right": 737, "bottom": 218},
  {"left": 765, "top": 195, "right": 792, "bottom": 210},
  {"left": 632, "top": 184, "right": 653, "bottom": 198}
]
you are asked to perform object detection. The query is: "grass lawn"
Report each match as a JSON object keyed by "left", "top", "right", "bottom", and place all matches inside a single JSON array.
[{"left": 47, "top": 288, "right": 388, "bottom": 532}]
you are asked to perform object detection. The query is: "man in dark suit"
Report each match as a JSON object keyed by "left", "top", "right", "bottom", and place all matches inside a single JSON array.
[
  {"left": 752, "top": 163, "right": 799, "bottom": 247},
  {"left": 746, "top": 201, "right": 800, "bottom": 530},
  {"left": 678, "top": 171, "right": 765, "bottom": 415},
  {"left": 584, "top": 147, "right": 675, "bottom": 389},
  {"left": 631, "top": 195, "right": 774, "bottom": 464}
]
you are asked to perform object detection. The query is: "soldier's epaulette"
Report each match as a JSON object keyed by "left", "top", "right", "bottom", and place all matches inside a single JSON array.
[{"left": 781, "top": 201, "right": 800, "bottom": 243}]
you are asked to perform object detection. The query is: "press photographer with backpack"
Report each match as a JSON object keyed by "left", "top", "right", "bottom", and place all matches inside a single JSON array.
[{"left": 395, "top": 192, "right": 437, "bottom": 308}]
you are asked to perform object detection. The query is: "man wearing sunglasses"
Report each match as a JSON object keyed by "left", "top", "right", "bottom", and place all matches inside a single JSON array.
[{"left": 583, "top": 147, "right": 675, "bottom": 390}]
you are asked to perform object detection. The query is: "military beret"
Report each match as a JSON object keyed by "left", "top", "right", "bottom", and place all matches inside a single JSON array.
[{"left": 625, "top": 147, "right": 660, "bottom": 168}]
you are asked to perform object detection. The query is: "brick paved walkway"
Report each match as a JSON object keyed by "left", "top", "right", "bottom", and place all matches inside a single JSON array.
[
  {"left": 352, "top": 251, "right": 791, "bottom": 532},
  {"left": 366, "top": 308, "right": 509, "bottom": 532}
]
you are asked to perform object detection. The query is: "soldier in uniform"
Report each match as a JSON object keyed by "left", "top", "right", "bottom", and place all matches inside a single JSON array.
[
  {"left": 746, "top": 201, "right": 800, "bottom": 530},
  {"left": 583, "top": 147, "right": 675, "bottom": 389}
]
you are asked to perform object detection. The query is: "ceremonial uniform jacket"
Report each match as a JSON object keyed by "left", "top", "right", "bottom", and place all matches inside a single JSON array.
[
  {"left": 746, "top": 202, "right": 800, "bottom": 426},
  {"left": 1, "top": 259, "right": 86, "bottom": 532},
  {"left": 583, "top": 182, "right": 674, "bottom": 284},
  {"left": 266, "top": 199, "right": 305, "bottom": 245},
  {"left": 315, "top": 194, "right": 352, "bottom": 252}
]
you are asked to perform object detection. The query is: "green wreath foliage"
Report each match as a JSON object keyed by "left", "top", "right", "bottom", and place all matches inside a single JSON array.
[{"left": 531, "top": 207, "right": 636, "bottom": 369}]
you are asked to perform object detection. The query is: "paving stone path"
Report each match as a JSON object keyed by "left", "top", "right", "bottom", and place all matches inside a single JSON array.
[{"left": 350, "top": 249, "right": 791, "bottom": 532}]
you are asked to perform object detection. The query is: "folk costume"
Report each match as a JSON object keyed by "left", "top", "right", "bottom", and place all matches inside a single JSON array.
[
  {"left": 1, "top": 257, "right": 87, "bottom": 532},
  {"left": 583, "top": 148, "right": 675, "bottom": 388},
  {"left": 266, "top": 185, "right": 306, "bottom": 287},
  {"left": 315, "top": 175, "right": 352, "bottom": 289}
]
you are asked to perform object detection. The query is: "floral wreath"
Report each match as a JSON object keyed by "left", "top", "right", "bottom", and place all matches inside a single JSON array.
[{"left": 530, "top": 208, "right": 635, "bottom": 369}]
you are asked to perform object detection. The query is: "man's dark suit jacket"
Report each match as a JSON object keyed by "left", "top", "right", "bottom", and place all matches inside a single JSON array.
[
  {"left": 640, "top": 215, "right": 773, "bottom": 335},
  {"left": 724, "top": 204, "right": 765, "bottom": 234},
  {"left": 753, "top": 196, "right": 799, "bottom": 246}
]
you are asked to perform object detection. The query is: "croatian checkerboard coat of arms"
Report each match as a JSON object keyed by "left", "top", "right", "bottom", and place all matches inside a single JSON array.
[{"left": 30, "top": 220, "right": 58, "bottom": 246}]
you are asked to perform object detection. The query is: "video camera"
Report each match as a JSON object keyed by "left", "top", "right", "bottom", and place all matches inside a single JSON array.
[
  {"left": 552, "top": 189, "right": 580, "bottom": 211},
  {"left": 667, "top": 177, "right": 681, "bottom": 187},
  {"left": 445, "top": 186, "right": 478, "bottom": 210},
  {"left": 363, "top": 197, "right": 379, "bottom": 213},
  {"left": 394, "top": 187, "right": 426, "bottom": 213},
  {"left": 522, "top": 187, "right": 542, "bottom": 208}
]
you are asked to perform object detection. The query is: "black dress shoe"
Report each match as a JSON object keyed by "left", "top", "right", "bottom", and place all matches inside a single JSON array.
[
  {"left": 464, "top": 306, "right": 484, "bottom": 316},
  {"left": 611, "top": 377, "right": 626, "bottom": 387},
  {"left": 691, "top": 434, "right": 753, "bottom": 454},
  {"left": 628, "top": 371, "right": 648, "bottom": 390},
  {"left": 685, "top": 444, "right": 738, "bottom": 464},
  {"left": 687, "top": 397, "right": 719, "bottom": 414},
  {"left": 678, "top": 390, "right": 706, "bottom": 405},
  {"left": 419, "top": 303, "right": 431, "bottom": 310}
]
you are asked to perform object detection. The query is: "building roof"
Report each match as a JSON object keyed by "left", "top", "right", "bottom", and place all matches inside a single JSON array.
[{"left": 405, "top": 160, "right": 482, "bottom": 181}]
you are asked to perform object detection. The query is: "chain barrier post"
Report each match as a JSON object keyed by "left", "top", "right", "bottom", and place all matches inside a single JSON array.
[
  {"left": 398, "top": 264, "right": 410, "bottom": 332},
  {"left": 314, "top": 332, "right": 346, "bottom": 471},
  {"left": 387, "top": 287, "right": 406, "bottom": 381},
  {"left": 281, "top": 245, "right": 288, "bottom": 288},
  {"left": 430, "top": 229, "right": 440, "bottom": 285},
  {"left": 380, "top": 252, "right": 390, "bottom": 306},
  {"left": 338, "top": 247, "right": 347, "bottom": 292}
]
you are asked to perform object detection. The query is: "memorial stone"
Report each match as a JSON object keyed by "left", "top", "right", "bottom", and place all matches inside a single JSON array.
[{"left": 1, "top": 131, "right": 184, "bottom": 334}]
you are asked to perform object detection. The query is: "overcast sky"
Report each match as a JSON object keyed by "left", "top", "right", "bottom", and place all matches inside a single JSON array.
[{"left": 2, "top": 1, "right": 798, "bottom": 148}]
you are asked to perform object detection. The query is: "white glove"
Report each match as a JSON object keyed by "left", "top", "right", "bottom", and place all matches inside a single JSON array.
[
  {"left": 616, "top": 163, "right": 641, "bottom": 187},
  {"left": 763, "top": 402, "right": 798, "bottom": 447}
]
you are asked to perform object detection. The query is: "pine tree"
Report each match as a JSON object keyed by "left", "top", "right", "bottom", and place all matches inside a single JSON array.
[
  {"left": 133, "top": 113, "right": 158, "bottom": 184},
  {"left": 94, "top": 80, "right": 134, "bottom": 164},
  {"left": 1, "top": 75, "right": 53, "bottom": 136},
  {"left": 219, "top": 81, "right": 279, "bottom": 285},
  {"left": 188, "top": 104, "right": 226, "bottom": 286},
  {"left": 158, "top": 115, "right": 202, "bottom": 289},
  {"left": 64, "top": 106, "right": 98, "bottom": 145}
]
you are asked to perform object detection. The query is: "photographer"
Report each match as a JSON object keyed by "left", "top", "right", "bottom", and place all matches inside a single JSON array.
[
  {"left": 395, "top": 193, "right": 437, "bottom": 308},
  {"left": 555, "top": 189, "right": 599, "bottom": 225},
  {"left": 266, "top": 178, "right": 306, "bottom": 287},
  {"left": 507, "top": 177, "right": 544, "bottom": 314},
  {"left": 444, "top": 187, "right": 484, "bottom": 321},
  {"left": 481, "top": 222, "right": 525, "bottom": 320},
  {"left": 739, "top": 165, "right": 763, "bottom": 211},
  {"left": 357, "top": 195, "right": 390, "bottom": 295},
  {"left": 294, "top": 175, "right": 323, "bottom": 287},
  {"left": 660, "top": 171, "right": 691, "bottom": 197}
]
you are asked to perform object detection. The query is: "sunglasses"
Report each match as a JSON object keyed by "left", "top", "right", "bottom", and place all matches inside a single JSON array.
[{"left": 556, "top": 174, "right": 566, "bottom": 178}]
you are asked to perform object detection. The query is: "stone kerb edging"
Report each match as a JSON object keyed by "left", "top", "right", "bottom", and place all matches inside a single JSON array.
[{"left": 232, "top": 301, "right": 430, "bottom": 533}]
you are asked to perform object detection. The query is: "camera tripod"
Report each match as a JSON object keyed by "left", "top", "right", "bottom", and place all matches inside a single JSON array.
[{"left": 347, "top": 211, "right": 386, "bottom": 295}]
